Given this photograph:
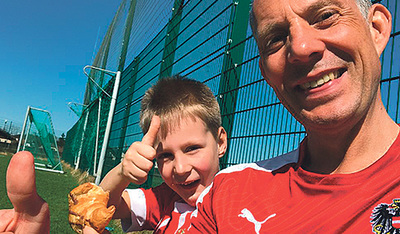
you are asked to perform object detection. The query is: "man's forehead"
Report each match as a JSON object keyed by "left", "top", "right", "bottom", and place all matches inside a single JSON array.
[
  {"left": 253, "top": 0, "right": 349, "bottom": 19},
  {"left": 253, "top": 0, "right": 352, "bottom": 33}
]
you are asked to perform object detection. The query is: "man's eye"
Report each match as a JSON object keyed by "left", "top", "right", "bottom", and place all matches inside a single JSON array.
[
  {"left": 263, "top": 34, "right": 286, "bottom": 55},
  {"left": 270, "top": 35, "right": 285, "bottom": 44},
  {"left": 320, "top": 12, "right": 334, "bottom": 21},
  {"left": 313, "top": 10, "right": 339, "bottom": 28}
]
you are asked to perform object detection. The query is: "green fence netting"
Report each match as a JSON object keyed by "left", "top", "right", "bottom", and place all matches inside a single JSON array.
[
  {"left": 63, "top": 0, "right": 400, "bottom": 189},
  {"left": 63, "top": 80, "right": 113, "bottom": 175}
]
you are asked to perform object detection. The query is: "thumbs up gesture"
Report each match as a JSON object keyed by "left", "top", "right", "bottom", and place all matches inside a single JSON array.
[
  {"left": 121, "top": 115, "right": 161, "bottom": 185},
  {"left": 0, "top": 151, "right": 50, "bottom": 234}
]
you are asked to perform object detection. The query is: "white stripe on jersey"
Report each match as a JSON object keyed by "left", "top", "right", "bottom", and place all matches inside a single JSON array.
[{"left": 123, "top": 188, "right": 147, "bottom": 232}]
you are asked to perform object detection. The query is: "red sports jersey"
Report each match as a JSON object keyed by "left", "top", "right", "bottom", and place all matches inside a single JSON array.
[
  {"left": 189, "top": 134, "right": 400, "bottom": 233},
  {"left": 122, "top": 183, "right": 195, "bottom": 233}
]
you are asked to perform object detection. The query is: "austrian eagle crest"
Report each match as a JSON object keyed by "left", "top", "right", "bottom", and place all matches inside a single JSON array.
[{"left": 371, "top": 199, "right": 400, "bottom": 234}]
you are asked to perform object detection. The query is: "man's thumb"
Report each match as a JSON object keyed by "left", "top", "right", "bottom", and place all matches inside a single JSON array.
[{"left": 6, "top": 151, "right": 42, "bottom": 212}]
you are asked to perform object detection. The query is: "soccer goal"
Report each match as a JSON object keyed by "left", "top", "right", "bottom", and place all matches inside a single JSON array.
[{"left": 17, "top": 106, "right": 64, "bottom": 173}]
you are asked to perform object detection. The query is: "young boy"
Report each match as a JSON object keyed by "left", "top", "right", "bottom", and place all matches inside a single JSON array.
[{"left": 99, "top": 76, "right": 227, "bottom": 233}]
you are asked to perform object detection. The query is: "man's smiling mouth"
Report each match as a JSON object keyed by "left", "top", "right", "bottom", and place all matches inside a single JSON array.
[{"left": 300, "top": 69, "right": 345, "bottom": 90}]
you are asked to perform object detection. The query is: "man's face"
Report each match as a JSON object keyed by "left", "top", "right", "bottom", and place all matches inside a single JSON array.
[
  {"left": 253, "top": 0, "right": 383, "bottom": 132},
  {"left": 155, "top": 116, "right": 225, "bottom": 207}
]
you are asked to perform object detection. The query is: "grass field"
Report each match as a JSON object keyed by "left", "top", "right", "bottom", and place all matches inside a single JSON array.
[{"left": 0, "top": 153, "right": 151, "bottom": 234}]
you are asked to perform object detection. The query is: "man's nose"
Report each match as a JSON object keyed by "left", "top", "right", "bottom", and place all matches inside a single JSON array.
[{"left": 287, "top": 21, "right": 325, "bottom": 64}]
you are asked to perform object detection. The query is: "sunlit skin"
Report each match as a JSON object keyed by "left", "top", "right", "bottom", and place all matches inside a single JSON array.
[
  {"left": 255, "top": 0, "right": 385, "bottom": 133},
  {"left": 0, "top": 151, "right": 50, "bottom": 234},
  {"left": 80, "top": 115, "right": 227, "bottom": 234},
  {"left": 155, "top": 116, "right": 226, "bottom": 207},
  {"left": 253, "top": 0, "right": 397, "bottom": 173},
  {"left": 98, "top": 115, "right": 226, "bottom": 222}
]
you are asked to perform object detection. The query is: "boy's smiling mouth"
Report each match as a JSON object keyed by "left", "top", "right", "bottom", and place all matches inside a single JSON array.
[{"left": 175, "top": 179, "right": 201, "bottom": 190}]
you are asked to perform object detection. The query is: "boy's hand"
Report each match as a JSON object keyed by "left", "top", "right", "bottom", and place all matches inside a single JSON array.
[{"left": 120, "top": 115, "right": 160, "bottom": 184}]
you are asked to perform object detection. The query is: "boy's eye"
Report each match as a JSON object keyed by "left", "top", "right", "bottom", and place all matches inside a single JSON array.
[
  {"left": 185, "top": 145, "right": 200, "bottom": 153},
  {"left": 158, "top": 153, "right": 174, "bottom": 161}
]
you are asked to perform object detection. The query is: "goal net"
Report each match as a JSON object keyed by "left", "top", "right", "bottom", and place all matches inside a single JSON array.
[{"left": 17, "top": 106, "right": 63, "bottom": 173}]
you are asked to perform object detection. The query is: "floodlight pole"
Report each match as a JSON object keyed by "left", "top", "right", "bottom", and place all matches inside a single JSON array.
[{"left": 83, "top": 65, "right": 121, "bottom": 185}]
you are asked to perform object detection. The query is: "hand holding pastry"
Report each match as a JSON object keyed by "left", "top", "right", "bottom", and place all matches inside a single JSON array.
[{"left": 68, "top": 182, "right": 115, "bottom": 234}]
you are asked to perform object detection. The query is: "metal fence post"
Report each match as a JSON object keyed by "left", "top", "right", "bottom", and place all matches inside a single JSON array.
[
  {"left": 159, "top": 0, "right": 184, "bottom": 78},
  {"left": 218, "top": 0, "right": 251, "bottom": 169},
  {"left": 116, "top": 57, "right": 140, "bottom": 159},
  {"left": 96, "top": 71, "right": 122, "bottom": 185},
  {"left": 118, "top": 0, "right": 137, "bottom": 72}
]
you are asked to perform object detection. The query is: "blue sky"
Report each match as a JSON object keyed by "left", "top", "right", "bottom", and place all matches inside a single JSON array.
[{"left": 0, "top": 0, "right": 121, "bottom": 136}]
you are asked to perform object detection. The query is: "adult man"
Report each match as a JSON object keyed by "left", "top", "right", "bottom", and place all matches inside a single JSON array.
[{"left": 188, "top": 0, "right": 398, "bottom": 233}]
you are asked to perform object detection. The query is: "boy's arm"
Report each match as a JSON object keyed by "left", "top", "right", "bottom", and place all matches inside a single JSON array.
[
  {"left": 99, "top": 163, "right": 131, "bottom": 219},
  {"left": 99, "top": 115, "right": 161, "bottom": 219}
]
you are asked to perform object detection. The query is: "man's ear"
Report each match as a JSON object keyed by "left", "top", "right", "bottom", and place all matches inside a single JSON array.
[
  {"left": 369, "top": 4, "right": 392, "bottom": 56},
  {"left": 217, "top": 127, "right": 228, "bottom": 158}
]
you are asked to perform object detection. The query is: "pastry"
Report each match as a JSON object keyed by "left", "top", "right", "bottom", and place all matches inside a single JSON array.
[{"left": 68, "top": 182, "right": 115, "bottom": 233}]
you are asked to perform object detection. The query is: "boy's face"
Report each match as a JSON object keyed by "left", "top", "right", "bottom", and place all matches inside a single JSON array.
[{"left": 155, "top": 116, "right": 226, "bottom": 207}]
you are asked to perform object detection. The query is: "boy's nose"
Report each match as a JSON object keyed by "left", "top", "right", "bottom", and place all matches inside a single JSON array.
[{"left": 173, "top": 154, "right": 191, "bottom": 176}]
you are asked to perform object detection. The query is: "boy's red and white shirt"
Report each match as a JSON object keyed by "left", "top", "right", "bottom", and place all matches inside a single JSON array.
[
  {"left": 189, "top": 133, "right": 400, "bottom": 233},
  {"left": 122, "top": 182, "right": 194, "bottom": 234}
]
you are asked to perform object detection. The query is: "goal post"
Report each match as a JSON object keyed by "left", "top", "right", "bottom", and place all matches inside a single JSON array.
[{"left": 17, "top": 106, "right": 64, "bottom": 174}]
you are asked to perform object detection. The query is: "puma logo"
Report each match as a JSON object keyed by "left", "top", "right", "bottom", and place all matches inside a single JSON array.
[{"left": 238, "top": 208, "right": 276, "bottom": 234}]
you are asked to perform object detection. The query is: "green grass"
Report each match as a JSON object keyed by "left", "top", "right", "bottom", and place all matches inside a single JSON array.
[{"left": 0, "top": 153, "right": 151, "bottom": 234}]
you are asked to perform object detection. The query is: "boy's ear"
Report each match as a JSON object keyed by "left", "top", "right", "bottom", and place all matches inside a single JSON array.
[
  {"left": 217, "top": 127, "right": 228, "bottom": 158},
  {"left": 369, "top": 4, "right": 392, "bottom": 56}
]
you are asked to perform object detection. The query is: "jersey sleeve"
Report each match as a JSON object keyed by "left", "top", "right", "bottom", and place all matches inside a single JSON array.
[
  {"left": 121, "top": 183, "right": 179, "bottom": 232},
  {"left": 121, "top": 188, "right": 147, "bottom": 232}
]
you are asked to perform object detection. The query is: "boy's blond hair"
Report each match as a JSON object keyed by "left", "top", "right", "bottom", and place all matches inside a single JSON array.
[{"left": 140, "top": 75, "right": 221, "bottom": 139}]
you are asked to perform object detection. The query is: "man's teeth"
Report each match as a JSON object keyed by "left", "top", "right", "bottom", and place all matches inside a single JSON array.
[{"left": 300, "top": 71, "right": 337, "bottom": 90}]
